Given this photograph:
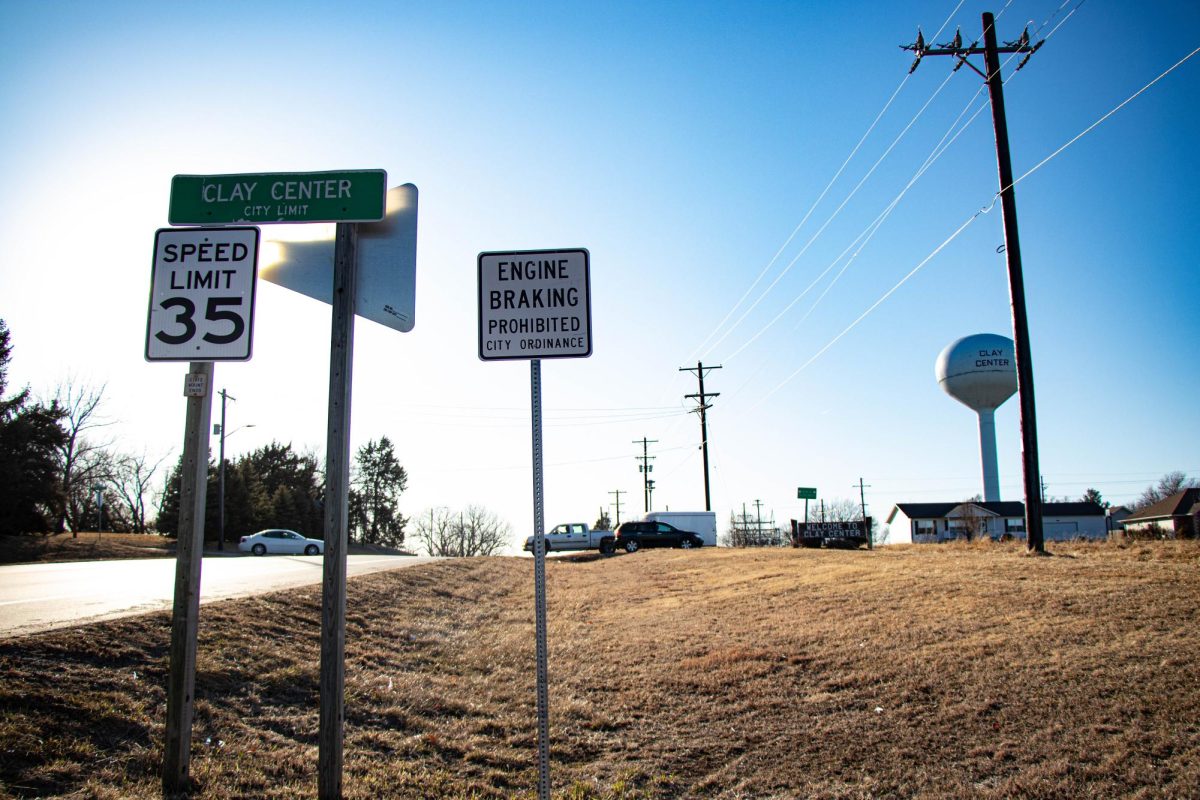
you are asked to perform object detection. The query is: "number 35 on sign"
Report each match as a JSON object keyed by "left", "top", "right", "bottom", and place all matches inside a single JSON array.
[{"left": 146, "top": 227, "right": 259, "bottom": 362}]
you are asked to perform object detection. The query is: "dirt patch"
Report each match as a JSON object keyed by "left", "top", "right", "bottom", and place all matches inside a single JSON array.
[{"left": 1, "top": 541, "right": 1198, "bottom": 798}]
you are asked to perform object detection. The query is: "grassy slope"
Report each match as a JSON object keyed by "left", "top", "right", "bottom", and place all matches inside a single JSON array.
[
  {"left": 0, "top": 532, "right": 175, "bottom": 564},
  {"left": 0, "top": 532, "right": 407, "bottom": 565},
  {"left": 1, "top": 542, "right": 1198, "bottom": 799}
]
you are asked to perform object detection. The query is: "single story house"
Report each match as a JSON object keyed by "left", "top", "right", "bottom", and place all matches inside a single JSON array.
[
  {"left": 884, "top": 500, "right": 1108, "bottom": 544},
  {"left": 1120, "top": 488, "right": 1200, "bottom": 538},
  {"left": 1106, "top": 505, "right": 1132, "bottom": 533}
]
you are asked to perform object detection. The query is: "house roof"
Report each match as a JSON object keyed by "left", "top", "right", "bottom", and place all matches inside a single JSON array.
[
  {"left": 1044, "top": 502, "right": 1108, "bottom": 518},
  {"left": 890, "top": 503, "right": 957, "bottom": 521},
  {"left": 889, "top": 500, "right": 1107, "bottom": 522},
  {"left": 1124, "top": 488, "right": 1200, "bottom": 523}
]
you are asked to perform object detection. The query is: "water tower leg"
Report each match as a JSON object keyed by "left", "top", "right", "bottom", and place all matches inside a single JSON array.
[{"left": 977, "top": 409, "right": 1001, "bottom": 503}]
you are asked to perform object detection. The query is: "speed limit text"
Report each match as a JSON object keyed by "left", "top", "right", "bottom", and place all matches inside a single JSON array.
[{"left": 162, "top": 240, "right": 252, "bottom": 290}]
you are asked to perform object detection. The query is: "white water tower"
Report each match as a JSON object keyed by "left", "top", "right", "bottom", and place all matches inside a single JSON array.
[{"left": 935, "top": 333, "right": 1017, "bottom": 502}]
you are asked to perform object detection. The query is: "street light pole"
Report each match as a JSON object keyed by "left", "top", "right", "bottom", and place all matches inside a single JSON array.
[
  {"left": 215, "top": 389, "right": 254, "bottom": 552},
  {"left": 216, "top": 390, "right": 233, "bottom": 552}
]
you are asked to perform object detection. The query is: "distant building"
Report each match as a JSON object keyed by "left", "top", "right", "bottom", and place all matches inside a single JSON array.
[
  {"left": 1120, "top": 489, "right": 1200, "bottom": 539},
  {"left": 885, "top": 500, "right": 1108, "bottom": 544},
  {"left": 1106, "top": 505, "right": 1132, "bottom": 535}
]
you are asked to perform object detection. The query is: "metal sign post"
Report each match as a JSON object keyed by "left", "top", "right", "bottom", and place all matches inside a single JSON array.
[
  {"left": 162, "top": 362, "right": 214, "bottom": 796},
  {"left": 155, "top": 168, "right": 410, "bottom": 800},
  {"left": 319, "top": 222, "right": 357, "bottom": 800},
  {"left": 529, "top": 358, "right": 551, "bottom": 800},
  {"left": 478, "top": 247, "right": 592, "bottom": 800},
  {"left": 797, "top": 487, "right": 817, "bottom": 525}
]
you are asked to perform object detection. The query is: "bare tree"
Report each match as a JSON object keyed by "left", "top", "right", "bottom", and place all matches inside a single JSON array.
[
  {"left": 819, "top": 498, "right": 863, "bottom": 523},
  {"left": 112, "top": 449, "right": 170, "bottom": 533},
  {"left": 47, "top": 379, "right": 113, "bottom": 535},
  {"left": 1135, "top": 471, "right": 1198, "bottom": 511},
  {"left": 950, "top": 501, "right": 989, "bottom": 542},
  {"left": 414, "top": 505, "right": 511, "bottom": 557}
]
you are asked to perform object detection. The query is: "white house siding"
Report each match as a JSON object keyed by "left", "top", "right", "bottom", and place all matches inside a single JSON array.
[
  {"left": 1123, "top": 518, "right": 1185, "bottom": 538},
  {"left": 885, "top": 509, "right": 914, "bottom": 544},
  {"left": 886, "top": 503, "right": 1107, "bottom": 544},
  {"left": 1044, "top": 514, "right": 1106, "bottom": 541}
]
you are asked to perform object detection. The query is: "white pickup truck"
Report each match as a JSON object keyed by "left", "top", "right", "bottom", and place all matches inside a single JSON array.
[{"left": 523, "top": 523, "right": 615, "bottom": 553}]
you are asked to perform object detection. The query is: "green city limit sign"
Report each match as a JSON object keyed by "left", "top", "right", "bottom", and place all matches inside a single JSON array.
[{"left": 169, "top": 169, "right": 387, "bottom": 225}]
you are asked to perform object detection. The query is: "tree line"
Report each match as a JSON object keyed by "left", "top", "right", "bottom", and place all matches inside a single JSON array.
[
  {"left": 1, "top": 318, "right": 513, "bottom": 554},
  {"left": 156, "top": 435, "right": 414, "bottom": 549}
]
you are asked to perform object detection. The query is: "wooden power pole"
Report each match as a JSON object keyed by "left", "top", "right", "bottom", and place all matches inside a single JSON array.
[
  {"left": 680, "top": 362, "right": 721, "bottom": 511},
  {"left": 902, "top": 12, "right": 1046, "bottom": 553}
]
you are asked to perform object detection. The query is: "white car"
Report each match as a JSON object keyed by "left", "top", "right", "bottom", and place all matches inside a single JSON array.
[{"left": 238, "top": 529, "right": 325, "bottom": 556}]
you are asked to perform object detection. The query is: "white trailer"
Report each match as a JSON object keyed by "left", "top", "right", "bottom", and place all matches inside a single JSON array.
[{"left": 642, "top": 511, "right": 717, "bottom": 546}]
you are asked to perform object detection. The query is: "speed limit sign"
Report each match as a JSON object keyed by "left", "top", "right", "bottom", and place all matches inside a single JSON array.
[{"left": 146, "top": 227, "right": 259, "bottom": 361}]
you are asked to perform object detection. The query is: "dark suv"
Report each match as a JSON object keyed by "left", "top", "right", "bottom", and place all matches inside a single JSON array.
[{"left": 612, "top": 521, "right": 703, "bottom": 553}]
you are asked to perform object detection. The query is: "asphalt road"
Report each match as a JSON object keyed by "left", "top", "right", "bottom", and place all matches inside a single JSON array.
[{"left": 0, "top": 553, "right": 436, "bottom": 639}]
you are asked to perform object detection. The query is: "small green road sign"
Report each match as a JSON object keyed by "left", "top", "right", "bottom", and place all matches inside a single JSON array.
[
  {"left": 797, "top": 487, "right": 817, "bottom": 500},
  {"left": 169, "top": 170, "right": 387, "bottom": 225}
]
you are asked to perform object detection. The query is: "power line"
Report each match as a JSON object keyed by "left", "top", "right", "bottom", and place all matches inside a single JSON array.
[
  {"left": 749, "top": 5, "right": 1182, "bottom": 406},
  {"left": 701, "top": 68, "right": 961, "bottom": 363},
  {"left": 717, "top": 5, "right": 1085, "bottom": 395},
  {"left": 1009, "top": 43, "right": 1200, "bottom": 192},
  {"left": 755, "top": 208, "right": 981, "bottom": 405},
  {"left": 688, "top": 0, "right": 970, "bottom": 364}
]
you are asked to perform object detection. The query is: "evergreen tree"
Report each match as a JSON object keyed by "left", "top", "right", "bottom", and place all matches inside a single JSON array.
[
  {"left": 349, "top": 436, "right": 408, "bottom": 547},
  {"left": 0, "top": 320, "right": 68, "bottom": 536},
  {"left": 237, "top": 442, "right": 323, "bottom": 538}
]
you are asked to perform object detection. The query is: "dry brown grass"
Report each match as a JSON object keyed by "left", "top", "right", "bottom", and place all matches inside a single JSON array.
[
  {"left": 0, "top": 532, "right": 176, "bottom": 564},
  {"left": 0, "top": 532, "right": 407, "bottom": 566},
  {"left": 2, "top": 541, "right": 1199, "bottom": 798}
]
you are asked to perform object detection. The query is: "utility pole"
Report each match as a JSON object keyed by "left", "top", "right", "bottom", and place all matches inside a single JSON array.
[
  {"left": 633, "top": 438, "right": 657, "bottom": 514},
  {"left": 754, "top": 499, "right": 764, "bottom": 539},
  {"left": 609, "top": 489, "right": 625, "bottom": 526},
  {"left": 854, "top": 477, "right": 872, "bottom": 549},
  {"left": 680, "top": 362, "right": 721, "bottom": 511},
  {"left": 854, "top": 478, "right": 870, "bottom": 519},
  {"left": 902, "top": 12, "right": 1045, "bottom": 553}
]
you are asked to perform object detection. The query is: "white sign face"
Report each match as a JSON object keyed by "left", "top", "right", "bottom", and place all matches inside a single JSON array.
[
  {"left": 146, "top": 227, "right": 259, "bottom": 361},
  {"left": 478, "top": 248, "right": 591, "bottom": 361},
  {"left": 183, "top": 372, "right": 209, "bottom": 397}
]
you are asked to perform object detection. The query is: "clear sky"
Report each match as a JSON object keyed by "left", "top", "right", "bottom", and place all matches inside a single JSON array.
[{"left": 2, "top": 1, "right": 1197, "bottom": 550}]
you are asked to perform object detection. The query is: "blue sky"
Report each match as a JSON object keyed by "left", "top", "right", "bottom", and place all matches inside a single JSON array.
[{"left": 2, "top": 1, "right": 1197, "bottom": 547}]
